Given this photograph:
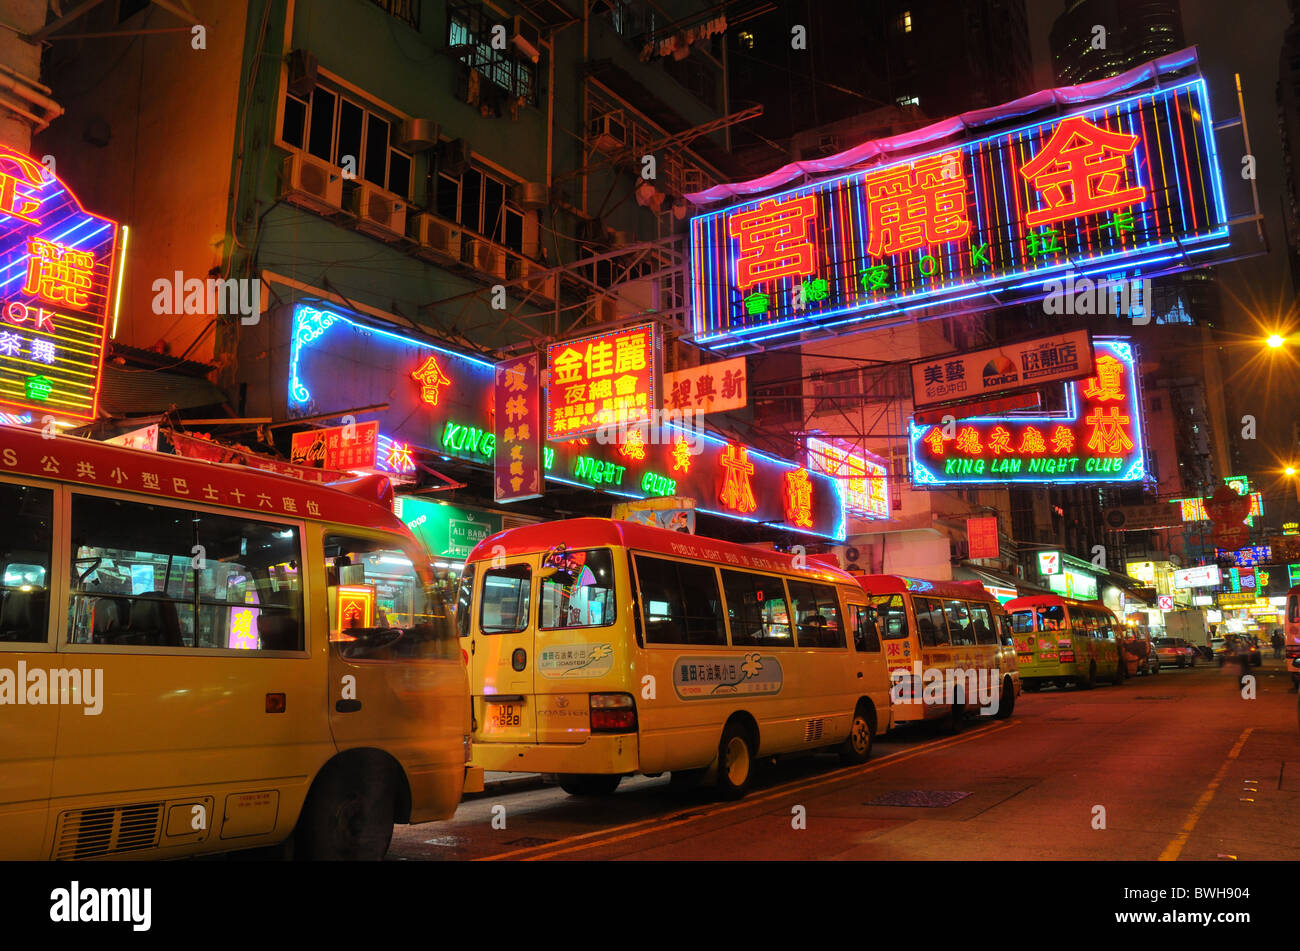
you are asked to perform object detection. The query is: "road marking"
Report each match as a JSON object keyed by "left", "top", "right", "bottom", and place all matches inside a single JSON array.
[
  {"left": 479, "top": 719, "right": 1018, "bottom": 862},
  {"left": 1158, "top": 727, "right": 1253, "bottom": 862}
]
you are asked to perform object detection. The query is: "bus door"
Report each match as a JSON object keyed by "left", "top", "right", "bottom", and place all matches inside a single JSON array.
[
  {"left": 845, "top": 598, "right": 888, "bottom": 715},
  {"left": 0, "top": 479, "right": 57, "bottom": 859},
  {"left": 470, "top": 556, "right": 536, "bottom": 745}
]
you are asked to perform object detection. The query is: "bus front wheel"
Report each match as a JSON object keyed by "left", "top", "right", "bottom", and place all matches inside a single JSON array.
[
  {"left": 295, "top": 761, "right": 395, "bottom": 861},
  {"left": 839, "top": 706, "right": 875, "bottom": 765},
  {"left": 557, "top": 774, "right": 622, "bottom": 796},
  {"left": 994, "top": 677, "right": 1015, "bottom": 719},
  {"left": 716, "top": 722, "right": 756, "bottom": 799}
]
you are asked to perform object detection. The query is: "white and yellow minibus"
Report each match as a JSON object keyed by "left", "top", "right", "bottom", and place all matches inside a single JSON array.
[{"left": 459, "top": 518, "right": 894, "bottom": 798}]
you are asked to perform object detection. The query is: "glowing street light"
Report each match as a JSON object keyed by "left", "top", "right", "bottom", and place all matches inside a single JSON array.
[{"left": 1267, "top": 334, "right": 1286, "bottom": 349}]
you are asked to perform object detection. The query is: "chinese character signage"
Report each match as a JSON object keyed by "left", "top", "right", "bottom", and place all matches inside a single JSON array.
[
  {"left": 967, "top": 516, "right": 999, "bottom": 560},
  {"left": 806, "top": 437, "right": 889, "bottom": 519},
  {"left": 910, "top": 338, "right": 1145, "bottom": 486},
  {"left": 287, "top": 304, "right": 844, "bottom": 539},
  {"left": 663, "top": 356, "right": 747, "bottom": 415},
  {"left": 0, "top": 145, "right": 120, "bottom": 421},
  {"left": 1048, "top": 567, "right": 1098, "bottom": 600},
  {"left": 290, "top": 420, "right": 379, "bottom": 470},
  {"left": 911, "top": 330, "right": 1094, "bottom": 409},
  {"left": 546, "top": 323, "right": 661, "bottom": 440},
  {"left": 494, "top": 353, "right": 543, "bottom": 502},
  {"left": 1216, "top": 546, "right": 1270, "bottom": 568},
  {"left": 690, "top": 79, "right": 1227, "bottom": 350}
]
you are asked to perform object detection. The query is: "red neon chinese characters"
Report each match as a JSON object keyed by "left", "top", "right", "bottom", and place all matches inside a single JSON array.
[
  {"left": 1019, "top": 116, "right": 1146, "bottom": 227},
  {"left": 988, "top": 426, "right": 1013, "bottom": 455},
  {"left": 22, "top": 238, "right": 95, "bottom": 309},
  {"left": 1018, "top": 426, "right": 1046, "bottom": 454},
  {"left": 864, "top": 150, "right": 970, "bottom": 257},
  {"left": 672, "top": 436, "right": 693, "bottom": 473},
  {"left": 783, "top": 467, "right": 814, "bottom": 528},
  {"left": 411, "top": 355, "right": 452, "bottom": 406},
  {"left": 923, "top": 427, "right": 947, "bottom": 455},
  {"left": 718, "top": 443, "right": 758, "bottom": 513},
  {"left": 727, "top": 196, "right": 819, "bottom": 290},
  {"left": 1081, "top": 355, "right": 1126, "bottom": 401},
  {"left": 1085, "top": 406, "right": 1134, "bottom": 454},
  {"left": 955, "top": 426, "right": 983, "bottom": 455},
  {"left": 1050, "top": 425, "right": 1075, "bottom": 454},
  {"left": 619, "top": 427, "right": 647, "bottom": 460},
  {"left": 0, "top": 149, "right": 45, "bottom": 225},
  {"left": 386, "top": 442, "right": 415, "bottom": 470}
]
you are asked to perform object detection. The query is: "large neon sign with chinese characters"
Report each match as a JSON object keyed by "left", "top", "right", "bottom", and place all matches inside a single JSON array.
[
  {"left": 910, "top": 337, "right": 1145, "bottom": 486},
  {"left": 545, "top": 323, "right": 661, "bottom": 440},
  {"left": 0, "top": 145, "right": 120, "bottom": 420},
  {"left": 690, "top": 79, "right": 1227, "bottom": 350},
  {"left": 287, "top": 304, "right": 846, "bottom": 539},
  {"left": 806, "top": 437, "right": 889, "bottom": 519}
]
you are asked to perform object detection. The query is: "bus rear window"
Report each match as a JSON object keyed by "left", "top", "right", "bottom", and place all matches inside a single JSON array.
[
  {"left": 865, "top": 594, "right": 907, "bottom": 638},
  {"left": 1010, "top": 610, "right": 1035, "bottom": 634},
  {"left": 540, "top": 548, "right": 615, "bottom": 629},
  {"left": 1037, "top": 605, "right": 1066, "bottom": 631}
]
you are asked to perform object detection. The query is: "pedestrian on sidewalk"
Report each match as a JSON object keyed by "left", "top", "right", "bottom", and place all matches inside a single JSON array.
[{"left": 1272, "top": 629, "right": 1284, "bottom": 660}]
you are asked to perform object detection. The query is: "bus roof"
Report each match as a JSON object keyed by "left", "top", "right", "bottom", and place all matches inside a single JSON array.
[
  {"left": 0, "top": 423, "right": 411, "bottom": 536},
  {"left": 854, "top": 574, "right": 999, "bottom": 602},
  {"left": 1005, "top": 593, "right": 1113, "bottom": 614},
  {"left": 466, "top": 517, "right": 855, "bottom": 585}
]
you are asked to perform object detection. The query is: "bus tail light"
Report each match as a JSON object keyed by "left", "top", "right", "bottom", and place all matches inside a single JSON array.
[{"left": 590, "top": 693, "right": 637, "bottom": 732}]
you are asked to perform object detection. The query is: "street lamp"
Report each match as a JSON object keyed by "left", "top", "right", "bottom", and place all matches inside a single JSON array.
[{"left": 1268, "top": 334, "right": 1286, "bottom": 349}]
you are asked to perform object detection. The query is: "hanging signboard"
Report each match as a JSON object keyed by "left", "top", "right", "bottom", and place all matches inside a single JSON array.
[
  {"left": 910, "top": 330, "right": 1094, "bottom": 409},
  {"left": 290, "top": 420, "right": 379, "bottom": 470},
  {"left": 967, "top": 516, "right": 1000, "bottom": 560},
  {"left": 494, "top": 352, "right": 543, "bottom": 502},
  {"left": 0, "top": 144, "right": 121, "bottom": 421},
  {"left": 545, "top": 323, "right": 661, "bottom": 440},
  {"left": 910, "top": 337, "right": 1145, "bottom": 486},
  {"left": 806, "top": 437, "right": 889, "bottom": 519},
  {"left": 690, "top": 78, "right": 1228, "bottom": 350},
  {"left": 662, "top": 356, "right": 747, "bottom": 415},
  {"left": 1172, "top": 564, "right": 1221, "bottom": 589}
]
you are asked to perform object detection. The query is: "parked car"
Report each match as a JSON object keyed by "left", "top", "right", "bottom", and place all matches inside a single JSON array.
[{"left": 1154, "top": 636, "right": 1198, "bottom": 668}]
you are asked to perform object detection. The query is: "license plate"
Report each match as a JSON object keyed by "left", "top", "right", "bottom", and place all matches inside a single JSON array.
[{"left": 483, "top": 702, "right": 523, "bottom": 734}]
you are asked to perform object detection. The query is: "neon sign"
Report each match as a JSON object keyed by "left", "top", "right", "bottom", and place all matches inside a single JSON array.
[
  {"left": 719, "top": 443, "right": 758, "bottom": 514},
  {"left": 690, "top": 79, "right": 1228, "bottom": 350},
  {"left": 0, "top": 144, "right": 119, "bottom": 421},
  {"left": 910, "top": 338, "right": 1145, "bottom": 485},
  {"left": 546, "top": 323, "right": 661, "bottom": 440},
  {"left": 783, "top": 467, "right": 814, "bottom": 528},
  {"left": 412, "top": 355, "right": 453, "bottom": 406},
  {"left": 806, "top": 437, "right": 889, "bottom": 519}
]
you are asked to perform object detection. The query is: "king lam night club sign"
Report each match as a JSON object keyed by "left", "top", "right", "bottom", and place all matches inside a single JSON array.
[{"left": 689, "top": 78, "right": 1228, "bottom": 350}]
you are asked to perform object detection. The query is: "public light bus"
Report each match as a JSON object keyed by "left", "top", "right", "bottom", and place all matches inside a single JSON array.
[
  {"left": 0, "top": 424, "right": 476, "bottom": 861},
  {"left": 459, "top": 518, "right": 894, "bottom": 799},
  {"left": 852, "top": 575, "right": 1020, "bottom": 725},
  {"left": 1283, "top": 585, "right": 1300, "bottom": 687},
  {"left": 1005, "top": 593, "right": 1125, "bottom": 690}
]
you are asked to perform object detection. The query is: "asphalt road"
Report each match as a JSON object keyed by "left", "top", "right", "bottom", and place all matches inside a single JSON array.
[{"left": 388, "top": 659, "right": 1300, "bottom": 861}]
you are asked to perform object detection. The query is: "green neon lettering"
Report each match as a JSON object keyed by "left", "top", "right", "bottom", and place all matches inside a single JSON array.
[
  {"left": 970, "top": 242, "right": 990, "bottom": 267},
  {"left": 918, "top": 255, "right": 936, "bottom": 276}
]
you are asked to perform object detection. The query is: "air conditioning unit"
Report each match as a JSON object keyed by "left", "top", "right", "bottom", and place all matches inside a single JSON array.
[
  {"left": 346, "top": 182, "right": 406, "bottom": 240},
  {"left": 438, "top": 138, "right": 469, "bottom": 177},
  {"left": 286, "top": 49, "right": 317, "bottom": 98},
  {"left": 280, "top": 152, "right": 342, "bottom": 213},
  {"left": 398, "top": 118, "right": 438, "bottom": 152},
  {"left": 519, "top": 260, "right": 557, "bottom": 303},
  {"left": 511, "top": 181, "right": 548, "bottom": 210},
  {"left": 511, "top": 15, "right": 542, "bottom": 63},
  {"left": 411, "top": 214, "right": 462, "bottom": 262},
  {"left": 589, "top": 112, "right": 627, "bottom": 154},
  {"left": 471, "top": 239, "right": 508, "bottom": 279}
]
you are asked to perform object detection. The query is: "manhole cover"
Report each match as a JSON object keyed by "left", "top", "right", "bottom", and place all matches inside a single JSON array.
[
  {"left": 865, "top": 790, "right": 971, "bottom": 808},
  {"left": 506, "top": 836, "right": 554, "bottom": 847},
  {"left": 422, "top": 836, "right": 464, "bottom": 847}
]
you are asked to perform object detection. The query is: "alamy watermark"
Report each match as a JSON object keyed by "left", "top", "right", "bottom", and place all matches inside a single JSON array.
[
  {"left": 889, "top": 663, "right": 1003, "bottom": 716},
  {"left": 594, "top": 408, "right": 705, "bottom": 453},
  {"left": 1042, "top": 274, "right": 1150, "bottom": 323},
  {"left": 0, "top": 662, "right": 103, "bottom": 715},
  {"left": 151, "top": 272, "right": 261, "bottom": 325}
]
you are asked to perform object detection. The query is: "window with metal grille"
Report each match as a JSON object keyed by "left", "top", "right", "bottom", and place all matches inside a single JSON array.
[
  {"left": 449, "top": 2, "right": 539, "bottom": 106},
  {"left": 280, "top": 83, "right": 412, "bottom": 198},
  {"left": 370, "top": 0, "right": 420, "bottom": 30}
]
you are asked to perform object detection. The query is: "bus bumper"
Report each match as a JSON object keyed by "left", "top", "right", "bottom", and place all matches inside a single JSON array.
[{"left": 471, "top": 733, "right": 639, "bottom": 775}]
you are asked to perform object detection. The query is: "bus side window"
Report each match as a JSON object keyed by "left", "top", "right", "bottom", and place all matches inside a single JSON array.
[
  {"left": 914, "top": 597, "right": 950, "bottom": 648},
  {"left": 969, "top": 603, "right": 996, "bottom": 645},
  {"left": 0, "top": 482, "right": 53, "bottom": 645},
  {"left": 788, "top": 579, "right": 843, "bottom": 648},
  {"left": 455, "top": 566, "right": 475, "bottom": 637},
  {"left": 633, "top": 555, "right": 725, "bottom": 646},
  {"left": 945, "top": 600, "right": 975, "bottom": 646},
  {"left": 849, "top": 604, "right": 881, "bottom": 652}
]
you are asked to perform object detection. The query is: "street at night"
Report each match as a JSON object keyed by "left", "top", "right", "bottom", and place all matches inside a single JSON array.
[{"left": 2, "top": 0, "right": 1300, "bottom": 936}]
